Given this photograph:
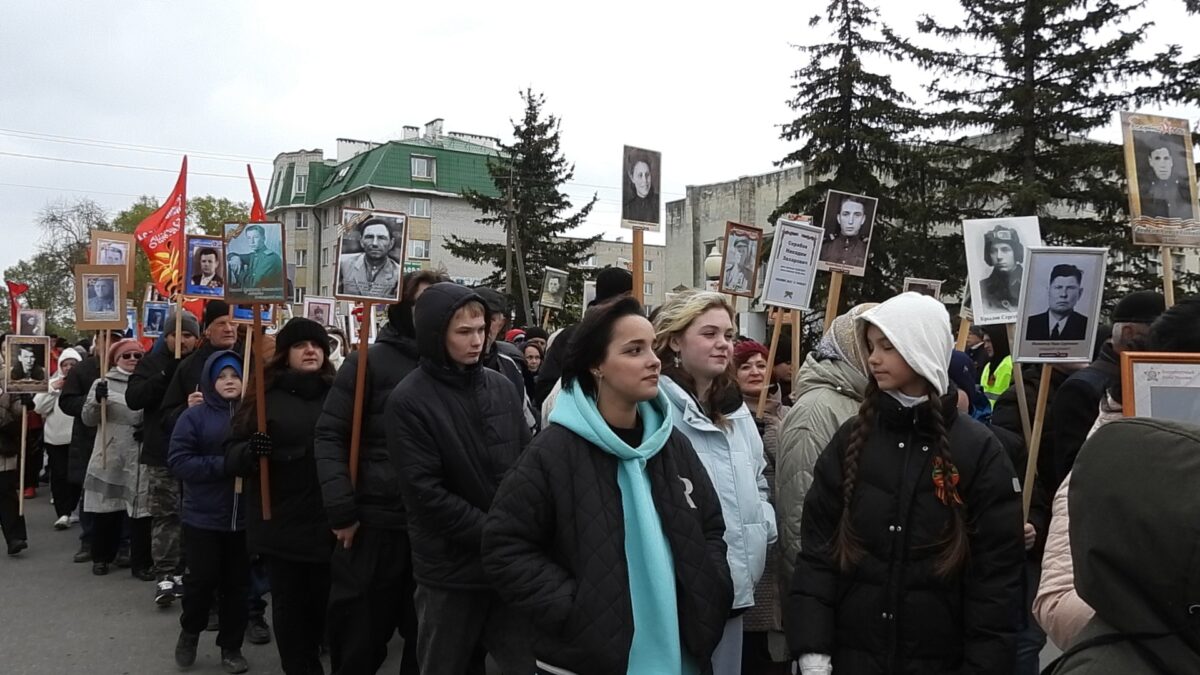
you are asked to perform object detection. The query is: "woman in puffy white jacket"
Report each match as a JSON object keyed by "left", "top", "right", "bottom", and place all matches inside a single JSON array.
[
  {"left": 33, "top": 348, "right": 84, "bottom": 529},
  {"left": 654, "top": 290, "right": 777, "bottom": 675}
]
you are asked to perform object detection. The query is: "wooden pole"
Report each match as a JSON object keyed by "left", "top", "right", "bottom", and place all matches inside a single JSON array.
[
  {"left": 234, "top": 328, "right": 254, "bottom": 496},
  {"left": 252, "top": 306, "right": 271, "bottom": 520},
  {"left": 791, "top": 309, "right": 802, "bottom": 384},
  {"left": 632, "top": 227, "right": 645, "bottom": 305},
  {"left": 955, "top": 316, "right": 972, "bottom": 352},
  {"left": 1023, "top": 364, "right": 1054, "bottom": 520},
  {"left": 757, "top": 309, "right": 783, "bottom": 419},
  {"left": 174, "top": 299, "right": 183, "bottom": 359},
  {"left": 823, "top": 271, "right": 844, "bottom": 333},
  {"left": 17, "top": 411, "right": 27, "bottom": 517},
  {"left": 542, "top": 308, "right": 552, "bottom": 331},
  {"left": 1162, "top": 246, "right": 1176, "bottom": 308},
  {"left": 99, "top": 331, "right": 109, "bottom": 470},
  {"left": 348, "top": 303, "right": 370, "bottom": 488},
  {"left": 1008, "top": 323, "right": 1033, "bottom": 449}
]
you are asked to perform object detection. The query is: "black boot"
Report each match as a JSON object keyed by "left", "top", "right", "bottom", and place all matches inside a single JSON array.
[
  {"left": 73, "top": 542, "right": 92, "bottom": 563},
  {"left": 221, "top": 648, "right": 249, "bottom": 674},
  {"left": 175, "top": 629, "right": 199, "bottom": 668},
  {"left": 246, "top": 616, "right": 271, "bottom": 645}
]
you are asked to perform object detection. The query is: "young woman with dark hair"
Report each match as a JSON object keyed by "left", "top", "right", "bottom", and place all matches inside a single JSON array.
[
  {"left": 787, "top": 292, "right": 1024, "bottom": 675},
  {"left": 483, "top": 296, "right": 733, "bottom": 675}
]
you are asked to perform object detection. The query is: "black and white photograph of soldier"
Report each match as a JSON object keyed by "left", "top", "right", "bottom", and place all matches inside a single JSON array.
[
  {"left": 1132, "top": 131, "right": 1198, "bottom": 221},
  {"left": 539, "top": 267, "right": 569, "bottom": 310},
  {"left": 7, "top": 339, "right": 47, "bottom": 383},
  {"left": 185, "top": 235, "right": 225, "bottom": 297},
  {"left": 143, "top": 302, "right": 169, "bottom": 338},
  {"left": 97, "top": 240, "right": 128, "bottom": 266},
  {"left": 963, "top": 216, "right": 1043, "bottom": 325},
  {"left": 1015, "top": 246, "right": 1107, "bottom": 363},
  {"left": 124, "top": 308, "right": 138, "bottom": 338},
  {"left": 303, "top": 297, "right": 336, "bottom": 326},
  {"left": 16, "top": 309, "right": 45, "bottom": 336},
  {"left": 816, "top": 190, "right": 878, "bottom": 276},
  {"left": 83, "top": 274, "right": 120, "bottom": 319},
  {"left": 621, "top": 145, "right": 661, "bottom": 227},
  {"left": 335, "top": 210, "right": 405, "bottom": 302},
  {"left": 720, "top": 224, "right": 762, "bottom": 297}
]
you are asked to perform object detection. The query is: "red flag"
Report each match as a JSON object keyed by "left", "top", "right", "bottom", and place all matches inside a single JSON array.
[
  {"left": 248, "top": 164, "right": 266, "bottom": 223},
  {"left": 6, "top": 279, "right": 29, "bottom": 331},
  {"left": 135, "top": 157, "right": 188, "bottom": 299}
]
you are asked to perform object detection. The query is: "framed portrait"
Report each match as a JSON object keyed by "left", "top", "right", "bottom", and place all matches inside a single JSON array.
[
  {"left": 815, "top": 190, "right": 879, "bottom": 277},
  {"left": 1120, "top": 112, "right": 1200, "bottom": 246},
  {"left": 230, "top": 303, "right": 275, "bottom": 326},
  {"left": 902, "top": 277, "right": 944, "bottom": 300},
  {"left": 346, "top": 305, "right": 379, "bottom": 345},
  {"left": 582, "top": 280, "right": 597, "bottom": 308},
  {"left": 1012, "top": 246, "right": 1108, "bottom": 364},
  {"left": 1121, "top": 352, "right": 1200, "bottom": 422},
  {"left": 74, "top": 264, "right": 127, "bottom": 330},
  {"left": 142, "top": 301, "right": 170, "bottom": 338},
  {"left": 963, "top": 216, "right": 1044, "bottom": 326},
  {"left": 124, "top": 307, "right": 138, "bottom": 338},
  {"left": 89, "top": 231, "right": 136, "bottom": 288},
  {"left": 4, "top": 335, "right": 51, "bottom": 394},
  {"left": 303, "top": 296, "right": 337, "bottom": 326},
  {"left": 144, "top": 283, "right": 167, "bottom": 304},
  {"left": 621, "top": 145, "right": 662, "bottom": 232},
  {"left": 224, "top": 221, "right": 287, "bottom": 304},
  {"left": 184, "top": 234, "right": 226, "bottom": 298},
  {"left": 719, "top": 221, "right": 764, "bottom": 298},
  {"left": 761, "top": 214, "right": 824, "bottom": 311},
  {"left": 16, "top": 309, "right": 46, "bottom": 336},
  {"left": 539, "top": 267, "right": 569, "bottom": 311},
  {"left": 335, "top": 208, "right": 407, "bottom": 303}
]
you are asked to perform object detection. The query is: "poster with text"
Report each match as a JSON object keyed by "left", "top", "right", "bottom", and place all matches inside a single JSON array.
[{"left": 761, "top": 215, "right": 824, "bottom": 311}]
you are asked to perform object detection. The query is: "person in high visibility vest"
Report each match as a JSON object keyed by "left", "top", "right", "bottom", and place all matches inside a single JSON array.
[{"left": 979, "top": 326, "right": 1013, "bottom": 403}]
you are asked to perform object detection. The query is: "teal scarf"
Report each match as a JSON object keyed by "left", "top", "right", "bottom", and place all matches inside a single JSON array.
[{"left": 549, "top": 383, "right": 695, "bottom": 675}]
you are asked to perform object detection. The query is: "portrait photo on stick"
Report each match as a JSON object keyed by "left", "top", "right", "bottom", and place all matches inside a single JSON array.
[
  {"left": 1121, "top": 112, "right": 1200, "bottom": 246},
  {"left": 335, "top": 208, "right": 406, "bottom": 303},
  {"left": 719, "top": 221, "right": 763, "bottom": 298},
  {"left": 185, "top": 235, "right": 225, "bottom": 298},
  {"left": 816, "top": 190, "right": 878, "bottom": 277},
  {"left": 1013, "top": 246, "right": 1107, "bottom": 364},
  {"left": 224, "top": 221, "right": 287, "bottom": 303},
  {"left": 16, "top": 309, "right": 45, "bottom": 336},
  {"left": 963, "top": 216, "right": 1044, "bottom": 326},
  {"left": 5, "top": 335, "right": 51, "bottom": 394}
]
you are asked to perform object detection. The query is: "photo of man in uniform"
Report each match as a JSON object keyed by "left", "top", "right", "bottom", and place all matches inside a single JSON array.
[
  {"left": 817, "top": 192, "right": 875, "bottom": 271},
  {"left": 723, "top": 234, "right": 755, "bottom": 294},
  {"left": 145, "top": 306, "right": 166, "bottom": 335},
  {"left": 17, "top": 311, "right": 44, "bottom": 336},
  {"left": 539, "top": 269, "right": 568, "bottom": 309},
  {"left": 309, "top": 303, "right": 329, "bottom": 325},
  {"left": 98, "top": 242, "right": 127, "bottom": 266},
  {"left": 979, "top": 224, "right": 1025, "bottom": 313},
  {"left": 337, "top": 217, "right": 403, "bottom": 300},
  {"left": 240, "top": 224, "right": 284, "bottom": 289},
  {"left": 1134, "top": 132, "right": 1196, "bottom": 220},
  {"left": 9, "top": 344, "right": 46, "bottom": 382},
  {"left": 1025, "top": 264, "right": 1089, "bottom": 341},
  {"left": 86, "top": 277, "right": 117, "bottom": 315},
  {"left": 190, "top": 247, "right": 224, "bottom": 290},
  {"left": 621, "top": 146, "right": 661, "bottom": 226}
]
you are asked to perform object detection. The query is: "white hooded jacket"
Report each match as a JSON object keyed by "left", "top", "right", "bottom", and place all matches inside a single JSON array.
[{"left": 33, "top": 348, "right": 84, "bottom": 446}]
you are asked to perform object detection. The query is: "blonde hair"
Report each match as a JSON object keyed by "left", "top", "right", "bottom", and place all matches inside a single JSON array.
[{"left": 653, "top": 290, "right": 738, "bottom": 426}]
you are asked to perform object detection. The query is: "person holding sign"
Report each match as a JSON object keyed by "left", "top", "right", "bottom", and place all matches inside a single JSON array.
[
  {"left": 0, "top": 387, "right": 30, "bottom": 556},
  {"left": 787, "top": 293, "right": 1023, "bottom": 675}
]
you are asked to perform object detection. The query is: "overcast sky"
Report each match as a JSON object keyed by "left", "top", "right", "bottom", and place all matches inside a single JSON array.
[{"left": 1, "top": 0, "right": 1195, "bottom": 280}]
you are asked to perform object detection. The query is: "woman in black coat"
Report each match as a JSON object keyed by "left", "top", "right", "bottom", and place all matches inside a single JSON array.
[
  {"left": 227, "top": 319, "right": 334, "bottom": 675},
  {"left": 482, "top": 296, "right": 734, "bottom": 675}
]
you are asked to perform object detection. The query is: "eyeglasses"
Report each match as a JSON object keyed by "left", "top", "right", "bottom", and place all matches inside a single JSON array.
[{"left": 118, "top": 352, "right": 143, "bottom": 361}]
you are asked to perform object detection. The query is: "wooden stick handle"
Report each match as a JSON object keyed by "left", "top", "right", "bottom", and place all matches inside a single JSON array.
[
  {"left": 1023, "top": 364, "right": 1054, "bottom": 520},
  {"left": 1162, "top": 246, "right": 1176, "bottom": 308},
  {"left": 252, "top": 307, "right": 271, "bottom": 521},
  {"left": 174, "top": 299, "right": 182, "bottom": 359},
  {"left": 348, "top": 304, "right": 371, "bottom": 488},
  {"left": 235, "top": 329, "right": 254, "bottom": 496},
  {"left": 1007, "top": 324, "right": 1033, "bottom": 449},
  {"left": 955, "top": 316, "right": 972, "bottom": 353},
  {"left": 17, "top": 411, "right": 27, "bottom": 517},
  {"left": 758, "top": 309, "right": 783, "bottom": 419},
  {"left": 823, "top": 271, "right": 844, "bottom": 333},
  {"left": 99, "top": 331, "right": 109, "bottom": 470},
  {"left": 791, "top": 310, "right": 802, "bottom": 389}
]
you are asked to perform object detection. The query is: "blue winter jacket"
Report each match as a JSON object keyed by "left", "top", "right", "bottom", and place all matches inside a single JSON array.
[{"left": 168, "top": 350, "right": 244, "bottom": 532}]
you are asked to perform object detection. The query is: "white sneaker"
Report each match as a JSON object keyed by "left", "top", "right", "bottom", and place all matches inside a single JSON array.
[
  {"left": 54, "top": 515, "right": 70, "bottom": 530},
  {"left": 69, "top": 513, "right": 80, "bottom": 524}
]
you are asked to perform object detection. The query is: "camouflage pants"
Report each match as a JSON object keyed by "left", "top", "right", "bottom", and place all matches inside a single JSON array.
[{"left": 146, "top": 466, "right": 182, "bottom": 578}]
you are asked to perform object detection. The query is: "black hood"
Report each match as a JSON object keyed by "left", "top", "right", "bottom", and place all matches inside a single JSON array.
[
  {"left": 414, "top": 282, "right": 488, "bottom": 371},
  {"left": 387, "top": 298, "right": 418, "bottom": 341},
  {"left": 1071, "top": 418, "right": 1200, "bottom": 653}
]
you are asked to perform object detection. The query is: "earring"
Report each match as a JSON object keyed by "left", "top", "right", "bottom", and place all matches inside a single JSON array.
[{"left": 672, "top": 352, "right": 681, "bottom": 368}]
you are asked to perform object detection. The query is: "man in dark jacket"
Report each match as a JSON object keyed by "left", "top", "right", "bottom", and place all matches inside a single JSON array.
[
  {"left": 314, "top": 270, "right": 444, "bottom": 675},
  {"left": 474, "top": 286, "right": 538, "bottom": 432},
  {"left": 1049, "top": 291, "right": 1163, "bottom": 489},
  {"left": 533, "top": 266, "right": 632, "bottom": 405},
  {"left": 126, "top": 309, "right": 200, "bottom": 605},
  {"left": 387, "top": 282, "right": 533, "bottom": 675}
]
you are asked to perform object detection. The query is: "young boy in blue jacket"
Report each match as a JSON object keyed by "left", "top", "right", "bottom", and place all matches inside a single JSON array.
[{"left": 168, "top": 350, "right": 250, "bottom": 674}]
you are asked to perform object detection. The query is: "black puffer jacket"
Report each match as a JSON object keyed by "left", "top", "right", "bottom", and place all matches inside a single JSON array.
[
  {"left": 162, "top": 341, "right": 243, "bottom": 440},
  {"left": 533, "top": 324, "right": 577, "bottom": 405},
  {"left": 788, "top": 390, "right": 1024, "bottom": 674},
  {"left": 125, "top": 343, "right": 184, "bottom": 467},
  {"left": 228, "top": 369, "right": 334, "bottom": 563},
  {"left": 482, "top": 422, "right": 733, "bottom": 675},
  {"left": 386, "top": 283, "right": 530, "bottom": 590},
  {"left": 314, "top": 321, "right": 420, "bottom": 531},
  {"left": 58, "top": 354, "right": 101, "bottom": 484},
  {"left": 1048, "top": 343, "right": 1118, "bottom": 488}
]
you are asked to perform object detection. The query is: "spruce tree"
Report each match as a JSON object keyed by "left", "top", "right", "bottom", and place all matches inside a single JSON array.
[
  {"left": 444, "top": 89, "right": 599, "bottom": 326},
  {"left": 897, "top": 0, "right": 1196, "bottom": 303}
]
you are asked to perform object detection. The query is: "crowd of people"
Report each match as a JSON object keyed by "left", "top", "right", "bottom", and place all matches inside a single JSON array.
[{"left": 0, "top": 263, "right": 1198, "bottom": 675}]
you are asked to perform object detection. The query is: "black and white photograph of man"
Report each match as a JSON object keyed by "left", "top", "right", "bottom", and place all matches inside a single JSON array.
[
  {"left": 1025, "top": 264, "right": 1088, "bottom": 341},
  {"left": 335, "top": 211, "right": 405, "bottom": 302},
  {"left": 8, "top": 341, "right": 46, "bottom": 382},
  {"left": 16, "top": 309, "right": 45, "bottom": 336},
  {"left": 97, "top": 241, "right": 127, "bottom": 266},
  {"left": 185, "top": 236, "right": 225, "bottom": 297},
  {"left": 84, "top": 275, "right": 118, "bottom": 318},
  {"left": 303, "top": 297, "right": 336, "bottom": 326},
  {"left": 1133, "top": 131, "right": 1197, "bottom": 221},
  {"left": 621, "top": 145, "right": 661, "bottom": 227},
  {"left": 1015, "top": 246, "right": 1107, "bottom": 363},
  {"left": 143, "top": 302, "right": 168, "bottom": 337},
  {"left": 539, "top": 267, "right": 569, "bottom": 310},
  {"left": 963, "top": 216, "right": 1043, "bottom": 325},
  {"left": 816, "top": 190, "right": 878, "bottom": 276},
  {"left": 124, "top": 308, "right": 138, "bottom": 338},
  {"left": 902, "top": 278, "right": 943, "bottom": 300}
]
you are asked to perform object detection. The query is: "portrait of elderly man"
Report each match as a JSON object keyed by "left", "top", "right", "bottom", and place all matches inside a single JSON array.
[
  {"left": 818, "top": 193, "right": 872, "bottom": 269},
  {"left": 86, "top": 277, "right": 117, "bottom": 315},
  {"left": 1026, "top": 263, "right": 1089, "bottom": 341},
  {"left": 1135, "top": 132, "right": 1196, "bottom": 220},
  {"left": 337, "top": 217, "right": 402, "bottom": 299}
]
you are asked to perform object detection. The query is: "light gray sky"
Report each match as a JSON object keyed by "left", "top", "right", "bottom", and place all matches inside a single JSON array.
[{"left": 1, "top": 0, "right": 1195, "bottom": 280}]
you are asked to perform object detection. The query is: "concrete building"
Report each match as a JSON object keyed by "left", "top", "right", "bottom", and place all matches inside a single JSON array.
[{"left": 563, "top": 235, "right": 666, "bottom": 308}]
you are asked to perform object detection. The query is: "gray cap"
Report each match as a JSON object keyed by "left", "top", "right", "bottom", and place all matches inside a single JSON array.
[{"left": 165, "top": 309, "right": 200, "bottom": 337}]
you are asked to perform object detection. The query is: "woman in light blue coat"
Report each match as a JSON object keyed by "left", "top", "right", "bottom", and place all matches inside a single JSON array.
[{"left": 654, "top": 290, "right": 777, "bottom": 675}]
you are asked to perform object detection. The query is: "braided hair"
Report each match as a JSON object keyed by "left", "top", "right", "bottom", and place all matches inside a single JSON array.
[{"left": 927, "top": 393, "right": 970, "bottom": 576}]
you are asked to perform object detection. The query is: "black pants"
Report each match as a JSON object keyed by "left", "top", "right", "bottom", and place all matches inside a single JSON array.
[
  {"left": 91, "top": 512, "right": 149, "bottom": 568},
  {"left": 46, "top": 444, "right": 80, "bottom": 518},
  {"left": 327, "top": 526, "right": 419, "bottom": 675},
  {"left": 264, "top": 556, "right": 330, "bottom": 675},
  {"left": 0, "top": 469, "right": 27, "bottom": 546},
  {"left": 180, "top": 525, "right": 250, "bottom": 650},
  {"left": 413, "top": 585, "right": 532, "bottom": 675},
  {"left": 22, "top": 429, "right": 43, "bottom": 489}
]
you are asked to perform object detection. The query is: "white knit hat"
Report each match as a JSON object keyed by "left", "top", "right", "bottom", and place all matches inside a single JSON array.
[{"left": 857, "top": 292, "right": 953, "bottom": 396}]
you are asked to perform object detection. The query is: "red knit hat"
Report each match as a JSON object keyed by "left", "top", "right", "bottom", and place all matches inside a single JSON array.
[
  {"left": 505, "top": 328, "right": 526, "bottom": 343},
  {"left": 733, "top": 339, "right": 769, "bottom": 366},
  {"left": 107, "top": 338, "right": 144, "bottom": 367}
]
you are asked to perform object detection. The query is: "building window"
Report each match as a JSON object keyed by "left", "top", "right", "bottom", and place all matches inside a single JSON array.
[
  {"left": 293, "top": 286, "right": 306, "bottom": 304},
  {"left": 294, "top": 211, "right": 308, "bottom": 230},
  {"left": 294, "top": 249, "right": 308, "bottom": 267},
  {"left": 411, "top": 156, "right": 436, "bottom": 181},
  {"left": 409, "top": 238, "right": 431, "bottom": 260},
  {"left": 644, "top": 282, "right": 654, "bottom": 296},
  {"left": 321, "top": 285, "right": 329, "bottom": 296},
  {"left": 581, "top": 255, "right": 596, "bottom": 268},
  {"left": 293, "top": 174, "right": 308, "bottom": 195},
  {"left": 410, "top": 197, "right": 431, "bottom": 218},
  {"left": 322, "top": 247, "right": 329, "bottom": 267},
  {"left": 644, "top": 259, "right": 653, "bottom": 272}
]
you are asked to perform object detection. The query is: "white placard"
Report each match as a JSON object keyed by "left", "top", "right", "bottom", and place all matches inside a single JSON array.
[{"left": 761, "top": 215, "right": 825, "bottom": 311}]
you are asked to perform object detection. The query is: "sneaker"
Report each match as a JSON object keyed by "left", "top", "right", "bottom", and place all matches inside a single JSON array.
[
  {"left": 54, "top": 515, "right": 70, "bottom": 530},
  {"left": 173, "top": 574, "right": 185, "bottom": 599},
  {"left": 155, "top": 578, "right": 176, "bottom": 606},
  {"left": 68, "top": 513, "right": 80, "bottom": 524},
  {"left": 7, "top": 539, "right": 28, "bottom": 556},
  {"left": 92, "top": 562, "right": 109, "bottom": 576},
  {"left": 72, "top": 543, "right": 92, "bottom": 563},
  {"left": 220, "top": 648, "right": 249, "bottom": 674},
  {"left": 114, "top": 546, "right": 131, "bottom": 568},
  {"left": 245, "top": 616, "right": 271, "bottom": 645},
  {"left": 22, "top": 487, "right": 35, "bottom": 499},
  {"left": 174, "top": 630, "right": 199, "bottom": 669}
]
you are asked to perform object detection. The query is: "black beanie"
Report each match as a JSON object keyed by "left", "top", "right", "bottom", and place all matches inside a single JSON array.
[
  {"left": 595, "top": 267, "right": 633, "bottom": 304},
  {"left": 1112, "top": 290, "right": 1166, "bottom": 324},
  {"left": 274, "top": 318, "right": 330, "bottom": 355},
  {"left": 523, "top": 326, "right": 550, "bottom": 342},
  {"left": 204, "top": 300, "right": 231, "bottom": 329}
]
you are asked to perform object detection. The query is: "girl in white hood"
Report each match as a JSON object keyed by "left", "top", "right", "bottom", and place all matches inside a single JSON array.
[
  {"left": 34, "top": 348, "right": 84, "bottom": 530},
  {"left": 787, "top": 293, "right": 1024, "bottom": 675}
]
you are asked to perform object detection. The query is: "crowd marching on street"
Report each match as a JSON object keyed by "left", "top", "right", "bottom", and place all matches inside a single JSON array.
[{"left": 2, "top": 260, "right": 1200, "bottom": 675}]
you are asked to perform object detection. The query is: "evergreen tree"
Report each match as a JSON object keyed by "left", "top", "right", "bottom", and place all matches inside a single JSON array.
[
  {"left": 444, "top": 89, "right": 599, "bottom": 326},
  {"left": 775, "top": 0, "right": 964, "bottom": 320},
  {"left": 897, "top": 0, "right": 1196, "bottom": 304}
]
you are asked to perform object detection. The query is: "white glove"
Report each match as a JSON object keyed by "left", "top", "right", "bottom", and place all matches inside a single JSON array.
[{"left": 799, "top": 653, "right": 832, "bottom": 675}]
